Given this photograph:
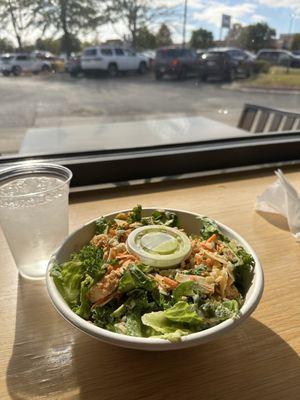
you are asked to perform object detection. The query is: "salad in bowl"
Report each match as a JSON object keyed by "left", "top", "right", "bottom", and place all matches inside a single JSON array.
[{"left": 48, "top": 206, "right": 262, "bottom": 348}]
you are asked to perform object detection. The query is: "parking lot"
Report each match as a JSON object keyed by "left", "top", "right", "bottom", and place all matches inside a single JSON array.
[{"left": 1, "top": 72, "right": 300, "bottom": 154}]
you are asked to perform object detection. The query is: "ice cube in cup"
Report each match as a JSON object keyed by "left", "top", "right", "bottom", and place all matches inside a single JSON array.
[{"left": 0, "top": 163, "right": 72, "bottom": 279}]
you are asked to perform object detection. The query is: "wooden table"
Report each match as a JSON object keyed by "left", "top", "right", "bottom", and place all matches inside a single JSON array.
[{"left": 1, "top": 169, "right": 300, "bottom": 400}]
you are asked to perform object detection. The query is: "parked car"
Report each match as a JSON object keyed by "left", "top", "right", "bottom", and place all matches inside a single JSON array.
[
  {"left": 198, "top": 48, "right": 255, "bottom": 82},
  {"left": 256, "top": 49, "right": 300, "bottom": 68},
  {"left": 154, "top": 47, "right": 200, "bottom": 80},
  {"left": 32, "top": 51, "right": 65, "bottom": 72},
  {"left": 80, "top": 46, "right": 148, "bottom": 77},
  {"left": 0, "top": 53, "right": 53, "bottom": 76},
  {"left": 66, "top": 55, "right": 82, "bottom": 77},
  {"left": 138, "top": 50, "right": 155, "bottom": 69}
]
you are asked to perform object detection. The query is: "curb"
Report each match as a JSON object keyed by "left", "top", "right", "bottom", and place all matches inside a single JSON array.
[{"left": 222, "top": 83, "right": 300, "bottom": 95}]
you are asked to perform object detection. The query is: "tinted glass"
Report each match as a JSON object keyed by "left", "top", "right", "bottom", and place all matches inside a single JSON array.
[
  {"left": 84, "top": 49, "right": 97, "bottom": 56},
  {"left": 16, "top": 55, "right": 29, "bottom": 61},
  {"left": 115, "top": 48, "right": 124, "bottom": 55},
  {"left": 101, "top": 48, "right": 113, "bottom": 55}
]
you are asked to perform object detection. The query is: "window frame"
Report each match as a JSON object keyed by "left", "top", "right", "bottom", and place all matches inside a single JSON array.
[{"left": 1, "top": 131, "right": 300, "bottom": 191}]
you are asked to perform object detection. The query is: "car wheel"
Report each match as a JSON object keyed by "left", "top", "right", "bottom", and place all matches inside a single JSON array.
[
  {"left": 155, "top": 70, "right": 163, "bottom": 80},
  {"left": 12, "top": 66, "right": 22, "bottom": 76},
  {"left": 138, "top": 61, "right": 147, "bottom": 75},
  {"left": 108, "top": 63, "right": 118, "bottom": 77},
  {"left": 2, "top": 70, "right": 10, "bottom": 77},
  {"left": 41, "top": 64, "right": 51, "bottom": 73}
]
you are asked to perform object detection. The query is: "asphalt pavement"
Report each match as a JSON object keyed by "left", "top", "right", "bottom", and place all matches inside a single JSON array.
[{"left": 1, "top": 72, "right": 300, "bottom": 154}]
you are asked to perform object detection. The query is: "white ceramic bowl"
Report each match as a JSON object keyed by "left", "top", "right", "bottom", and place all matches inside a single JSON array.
[{"left": 46, "top": 208, "right": 264, "bottom": 351}]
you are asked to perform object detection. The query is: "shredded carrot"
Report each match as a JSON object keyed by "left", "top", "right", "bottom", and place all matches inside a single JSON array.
[
  {"left": 116, "top": 254, "right": 137, "bottom": 260},
  {"left": 206, "top": 233, "right": 217, "bottom": 243},
  {"left": 162, "top": 276, "right": 179, "bottom": 289}
]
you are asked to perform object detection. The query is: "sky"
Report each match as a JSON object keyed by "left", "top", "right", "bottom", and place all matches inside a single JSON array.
[
  {"left": 95, "top": 0, "right": 300, "bottom": 44},
  {"left": 3, "top": 0, "right": 300, "bottom": 46}
]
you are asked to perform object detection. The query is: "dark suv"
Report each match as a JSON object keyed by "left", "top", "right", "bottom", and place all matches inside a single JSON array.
[
  {"left": 256, "top": 49, "right": 300, "bottom": 68},
  {"left": 199, "top": 48, "right": 255, "bottom": 82},
  {"left": 154, "top": 47, "right": 200, "bottom": 80}
]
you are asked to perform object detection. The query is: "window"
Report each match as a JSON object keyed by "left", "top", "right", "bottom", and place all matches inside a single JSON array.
[
  {"left": 228, "top": 50, "right": 244, "bottom": 59},
  {"left": 16, "top": 55, "right": 29, "bottom": 61},
  {"left": 83, "top": 48, "right": 97, "bottom": 56},
  {"left": 101, "top": 48, "right": 113, "bottom": 56},
  {"left": 115, "top": 48, "right": 124, "bottom": 56},
  {"left": 125, "top": 49, "right": 135, "bottom": 56},
  {"left": 0, "top": 1, "right": 299, "bottom": 189}
]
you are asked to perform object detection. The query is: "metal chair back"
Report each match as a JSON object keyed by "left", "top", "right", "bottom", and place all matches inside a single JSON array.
[{"left": 238, "top": 104, "right": 300, "bottom": 133}]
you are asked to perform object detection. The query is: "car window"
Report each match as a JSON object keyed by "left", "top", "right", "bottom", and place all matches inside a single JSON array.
[
  {"left": 101, "top": 48, "right": 113, "bottom": 56},
  {"left": 83, "top": 49, "right": 97, "bottom": 56},
  {"left": 228, "top": 50, "right": 244, "bottom": 59},
  {"left": 115, "top": 48, "right": 124, "bottom": 56},
  {"left": 125, "top": 49, "right": 136, "bottom": 56},
  {"left": 202, "top": 52, "right": 223, "bottom": 61},
  {"left": 16, "top": 55, "right": 29, "bottom": 61},
  {"left": 278, "top": 53, "right": 290, "bottom": 62},
  {"left": 1, "top": 56, "right": 13, "bottom": 61}
]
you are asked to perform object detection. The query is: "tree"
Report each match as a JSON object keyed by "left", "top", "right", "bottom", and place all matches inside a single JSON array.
[
  {"left": 135, "top": 26, "right": 156, "bottom": 50},
  {"left": 0, "top": 37, "right": 14, "bottom": 52},
  {"left": 0, "top": 0, "right": 36, "bottom": 50},
  {"left": 237, "top": 22, "right": 276, "bottom": 52},
  {"left": 156, "top": 23, "right": 172, "bottom": 47},
  {"left": 107, "top": 1, "right": 173, "bottom": 48},
  {"left": 35, "top": 38, "right": 61, "bottom": 54},
  {"left": 36, "top": 0, "right": 107, "bottom": 56},
  {"left": 291, "top": 34, "right": 300, "bottom": 51},
  {"left": 190, "top": 28, "right": 213, "bottom": 49}
]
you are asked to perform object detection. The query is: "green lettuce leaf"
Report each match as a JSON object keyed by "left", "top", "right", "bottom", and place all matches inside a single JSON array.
[
  {"left": 74, "top": 274, "right": 94, "bottom": 319},
  {"left": 125, "top": 313, "right": 143, "bottom": 337},
  {"left": 119, "top": 264, "right": 157, "bottom": 294},
  {"left": 172, "top": 281, "right": 195, "bottom": 300},
  {"left": 92, "top": 301, "right": 118, "bottom": 328},
  {"left": 95, "top": 217, "right": 111, "bottom": 234},
  {"left": 151, "top": 210, "right": 178, "bottom": 227},
  {"left": 70, "top": 244, "right": 106, "bottom": 282},
  {"left": 141, "top": 301, "right": 204, "bottom": 342},
  {"left": 141, "top": 311, "right": 190, "bottom": 336},
  {"left": 201, "top": 299, "right": 239, "bottom": 321},
  {"left": 215, "top": 300, "right": 239, "bottom": 321},
  {"left": 164, "top": 301, "right": 204, "bottom": 325},
  {"left": 128, "top": 205, "right": 142, "bottom": 223},
  {"left": 50, "top": 260, "right": 85, "bottom": 307}
]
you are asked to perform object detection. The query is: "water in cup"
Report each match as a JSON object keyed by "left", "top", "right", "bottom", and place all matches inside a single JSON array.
[{"left": 0, "top": 164, "right": 72, "bottom": 279}]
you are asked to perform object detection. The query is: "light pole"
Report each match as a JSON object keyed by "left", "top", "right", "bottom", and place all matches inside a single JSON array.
[{"left": 182, "top": 0, "right": 188, "bottom": 47}]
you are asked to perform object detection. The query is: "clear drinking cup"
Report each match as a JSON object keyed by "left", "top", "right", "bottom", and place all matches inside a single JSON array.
[{"left": 0, "top": 162, "right": 72, "bottom": 279}]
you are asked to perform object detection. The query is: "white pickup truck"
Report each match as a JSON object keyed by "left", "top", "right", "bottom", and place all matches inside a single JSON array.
[
  {"left": 81, "top": 46, "right": 148, "bottom": 76},
  {"left": 0, "top": 53, "right": 52, "bottom": 76}
]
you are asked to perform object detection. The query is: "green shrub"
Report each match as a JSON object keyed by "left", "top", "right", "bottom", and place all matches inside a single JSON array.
[{"left": 252, "top": 60, "right": 270, "bottom": 74}]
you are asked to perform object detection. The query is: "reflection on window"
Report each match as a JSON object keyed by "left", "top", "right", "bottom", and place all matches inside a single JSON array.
[{"left": 0, "top": 0, "right": 299, "bottom": 165}]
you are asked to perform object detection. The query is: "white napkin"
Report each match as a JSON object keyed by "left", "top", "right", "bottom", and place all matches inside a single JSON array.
[{"left": 255, "top": 169, "right": 300, "bottom": 240}]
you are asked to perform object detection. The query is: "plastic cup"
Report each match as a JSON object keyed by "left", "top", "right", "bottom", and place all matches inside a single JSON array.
[{"left": 0, "top": 162, "right": 72, "bottom": 279}]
